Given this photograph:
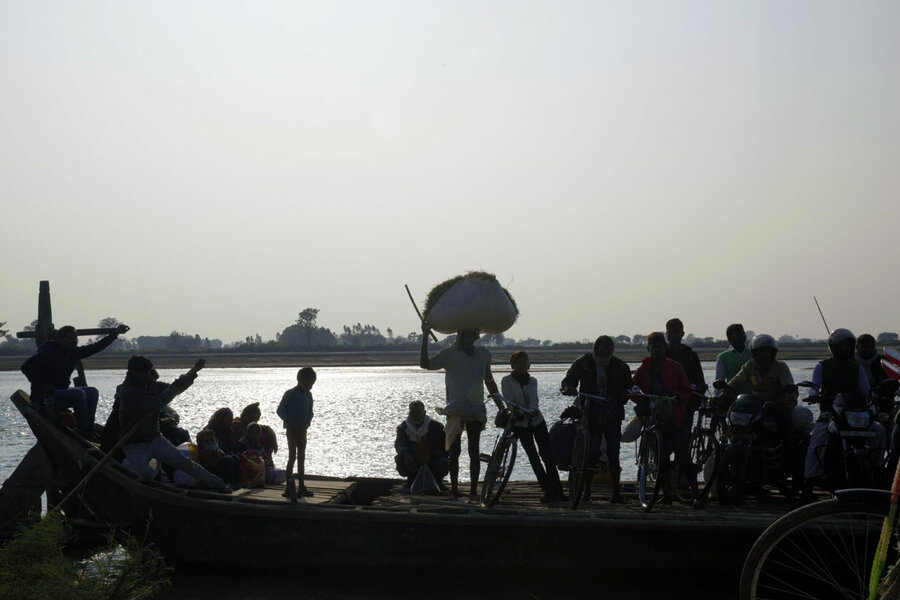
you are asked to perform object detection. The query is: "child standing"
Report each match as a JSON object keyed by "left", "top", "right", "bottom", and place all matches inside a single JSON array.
[{"left": 277, "top": 367, "right": 317, "bottom": 502}]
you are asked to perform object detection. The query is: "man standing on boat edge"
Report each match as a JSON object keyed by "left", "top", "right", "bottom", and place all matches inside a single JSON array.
[
  {"left": 21, "top": 323, "right": 129, "bottom": 439},
  {"left": 420, "top": 321, "right": 503, "bottom": 500}
]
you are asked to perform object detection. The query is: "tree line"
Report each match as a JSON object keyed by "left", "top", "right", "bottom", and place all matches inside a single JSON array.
[{"left": 1, "top": 314, "right": 898, "bottom": 354}]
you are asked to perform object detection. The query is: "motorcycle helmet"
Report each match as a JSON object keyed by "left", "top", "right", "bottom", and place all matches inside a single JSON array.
[
  {"left": 828, "top": 328, "right": 856, "bottom": 349},
  {"left": 749, "top": 334, "right": 778, "bottom": 352}
]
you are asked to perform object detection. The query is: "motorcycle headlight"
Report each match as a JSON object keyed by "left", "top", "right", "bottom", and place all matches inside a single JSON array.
[
  {"left": 728, "top": 411, "right": 754, "bottom": 427},
  {"left": 844, "top": 410, "right": 871, "bottom": 429}
]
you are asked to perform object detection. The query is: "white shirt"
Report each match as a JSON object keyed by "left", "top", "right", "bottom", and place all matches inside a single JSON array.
[
  {"left": 500, "top": 374, "right": 544, "bottom": 427},
  {"left": 429, "top": 345, "right": 491, "bottom": 421}
]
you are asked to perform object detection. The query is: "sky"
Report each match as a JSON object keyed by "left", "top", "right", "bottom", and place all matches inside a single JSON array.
[{"left": 2, "top": 1, "right": 898, "bottom": 345}]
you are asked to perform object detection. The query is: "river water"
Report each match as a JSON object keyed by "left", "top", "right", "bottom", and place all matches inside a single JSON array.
[{"left": 0, "top": 360, "right": 819, "bottom": 599}]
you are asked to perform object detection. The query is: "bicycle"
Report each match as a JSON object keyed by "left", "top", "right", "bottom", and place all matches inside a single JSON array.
[
  {"left": 563, "top": 391, "right": 616, "bottom": 510},
  {"left": 628, "top": 390, "right": 675, "bottom": 512},
  {"left": 674, "top": 389, "right": 723, "bottom": 503},
  {"left": 479, "top": 393, "right": 537, "bottom": 507},
  {"left": 739, "top": 488, "right": 897, "bottom": 599}
]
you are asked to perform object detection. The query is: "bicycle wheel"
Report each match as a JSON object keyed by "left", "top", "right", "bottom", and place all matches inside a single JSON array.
[
  {"left": 740, "top": 495, "right": 895, "bottom": 599},
  {"left": 637, "top": 429, "right": 663, "bottom": 511},
  {"left": 697, "top": 437, "right": 720, "bottom": 502},
  {"left": 480, "top": 435, "right": 517, "bottom": 507},
  {"left": 690, "top": 415, "right": 714, "bottom": 467},
  {"left": 568, "top": 429, "right": 589, "bottom": 510}
]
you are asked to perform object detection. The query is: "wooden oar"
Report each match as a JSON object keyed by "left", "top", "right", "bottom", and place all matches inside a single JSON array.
[
  {"left": 404, "top": 284, "right": 437, "bottom": 342},
  {"left": 47, "top": 408, "right": 158, "bottom": 518}
]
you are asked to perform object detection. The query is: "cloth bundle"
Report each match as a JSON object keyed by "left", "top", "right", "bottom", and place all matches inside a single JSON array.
[{"left": 423, "top": 271, "right": 518, "bottom": 334}]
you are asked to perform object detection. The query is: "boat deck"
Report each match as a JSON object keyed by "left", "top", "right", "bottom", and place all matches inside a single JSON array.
[{"left": 197, "top": 473, "right": 825, "bottom": 529}]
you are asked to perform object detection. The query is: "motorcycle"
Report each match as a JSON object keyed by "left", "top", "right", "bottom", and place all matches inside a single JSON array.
[
  {"left": 712, "top": 381, "right": 803, "bottom": 506},
  {"left": 800, "top": 381, "right": 889, "bottom": 490}
]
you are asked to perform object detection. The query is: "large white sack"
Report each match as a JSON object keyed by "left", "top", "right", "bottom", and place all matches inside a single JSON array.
[{"left": 424, "top": 272, "right": 518, "bottom": 334}]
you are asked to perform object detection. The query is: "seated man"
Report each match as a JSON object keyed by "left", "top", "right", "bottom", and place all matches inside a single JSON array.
[
  {"left": 721, "top": 334, "right": 800, "bottom": 488},
  {"left": 803, "top": 329, "right": 883, "bottom": 491},
  {"left": 394, "top": 401, "right": 449, "bottom": 490},
  {"left": 118, "top": 355, "right": 229, "bottom": 492},
  {"left": 21, "top": 323, "right": 128, "bottom": 438}
]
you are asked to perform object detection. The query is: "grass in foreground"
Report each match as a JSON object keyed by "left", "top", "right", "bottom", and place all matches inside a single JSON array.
[{"left": 0, "top": 512, "right": 171, "bottom": 600}]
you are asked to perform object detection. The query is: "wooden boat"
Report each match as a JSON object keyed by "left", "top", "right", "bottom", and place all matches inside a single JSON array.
[{"left": 8, "top": 389, "right": 798, "bottom": 573}]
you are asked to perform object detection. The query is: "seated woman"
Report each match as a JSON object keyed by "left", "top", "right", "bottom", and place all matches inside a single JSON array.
[
  {"left": 239, "top": 421, "right": 287, "bottom": 485},
  {"left": 196, "top": 428, "right": 241, "bottom": 485},
  {"left": 206, "top": 407, "right": 238, "bottom": 455},
  {"left": 232, "top": 402, "right": 278, "bottom": 458}
]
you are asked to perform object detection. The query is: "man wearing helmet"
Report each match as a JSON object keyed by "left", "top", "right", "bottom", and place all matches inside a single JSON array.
[
  {"left": 722, "top": 334, "right": 800, "bottom": 487},
  {"left": 803, "top": 329, "right": 880, "bottom": 493}
]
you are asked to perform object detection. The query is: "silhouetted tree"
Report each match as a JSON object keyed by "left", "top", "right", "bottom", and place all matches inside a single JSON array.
[
  {"left": 877, "top": 332, "right": 899, "bottom": 345},
  {"left": 296, "top": 308, "right": 319, "bottom": 347}
]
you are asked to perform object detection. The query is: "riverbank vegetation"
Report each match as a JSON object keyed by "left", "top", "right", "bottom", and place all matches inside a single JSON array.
[{"left": 0, "top": 513, "right": 170, "bottom": 600}]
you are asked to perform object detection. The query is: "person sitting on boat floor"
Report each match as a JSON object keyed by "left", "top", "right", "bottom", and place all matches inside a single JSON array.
[
  {"left": 561, "top": 335, "right": 633, "bottom": 504},
  {"left": 715, "top": 324, "right": 752, "bottom": 395},
  {"left": 633, "top": 332, "right": 701, "bottom": 507},
  {"left": 233, "top": 402, "right": 278, "bottom": 458},
  {"left": 501, "top": 350, "right": 566, "bottom": 503},
  {"left": 206, "top": 407, "right": 239, "bottom": 455},
  {"left": 277, "top": 367, "right": 317, "bottom": 499},
  {"left": 395, "top": 401, "right": 449, "bottom": 490},
  {"left": 118, "top": 355, "right": 229, "bottom": 493},
  {"left": 196, "top": 428, "right": 241, "bottom": 485},
  {"left": 21, "top": 323, "right": 129, "bottom": 439},
  {"left": 238, "top": 421, "right": 287, "bottom": 485},
  {"left": 420, "top": 322, "right": 503, "bottom": 500}
]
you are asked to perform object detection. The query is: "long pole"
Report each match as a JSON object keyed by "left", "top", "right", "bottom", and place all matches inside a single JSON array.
[
  {"left": 814, "top": 296, "right": 831, "bottom": 336},
  {"left": 405, "top": 285, "right": 437, "bottom": 342},
  {"left": 47, "top": 409, "right": 157, "bottom": 518}
]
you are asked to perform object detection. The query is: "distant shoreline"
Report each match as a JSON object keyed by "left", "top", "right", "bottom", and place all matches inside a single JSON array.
[{"left": 0, "top": 345, "right": 832, "bottom": 372}]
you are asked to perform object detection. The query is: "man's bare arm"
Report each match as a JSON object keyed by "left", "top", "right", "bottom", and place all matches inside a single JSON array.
[{"left": 419, "top": 321, "right": 431, "bottom": 369}]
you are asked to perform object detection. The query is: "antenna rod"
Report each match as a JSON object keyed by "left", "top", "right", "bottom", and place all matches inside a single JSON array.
[{"left": 814, "top": 296, "right": 831, "bottom": 336}]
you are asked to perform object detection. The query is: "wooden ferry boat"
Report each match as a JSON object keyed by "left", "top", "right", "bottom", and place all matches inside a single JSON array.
[{"left": 4, "top": 389, "right": 811, "bottom": 573}]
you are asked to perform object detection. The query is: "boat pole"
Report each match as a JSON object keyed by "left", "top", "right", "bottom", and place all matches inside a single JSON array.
[
  {"left": 46, "top": 409, "right": 158, "bottom": 519},
  {"left": 813, "top": 296, "right": 831, "bottom": 336},
  {"left": 405, "top": 284, "right": 437, "bottom": 342}
]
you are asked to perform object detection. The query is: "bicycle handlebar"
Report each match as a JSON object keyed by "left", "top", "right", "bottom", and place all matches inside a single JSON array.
[{"left": 488, "top": 393, "right": 537, "bottom": 415}]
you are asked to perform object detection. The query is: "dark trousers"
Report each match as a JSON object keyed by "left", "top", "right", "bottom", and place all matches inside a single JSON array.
[
  {"left": 516, "top": 421, "right": 564, "bottom": 496},
  {"left": 395, "top": 455, "right": 450, "bottom": 482},
  {"left": 659, "top": 423, "right": 697, "bottom": 493}
]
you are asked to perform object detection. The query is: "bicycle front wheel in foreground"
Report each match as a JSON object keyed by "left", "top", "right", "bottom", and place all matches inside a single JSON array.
[
  {"left": 637, "top": 429, "right": 663, "bottom": 511},
  {"left": 740, "top": 497, "right": 894, "bottom": 600},
  {"left": 481, "top": 436, "right": 516, "bottom": 507},
  {"left": 568, "top": 429, "right": 589, "bottom": 509}
]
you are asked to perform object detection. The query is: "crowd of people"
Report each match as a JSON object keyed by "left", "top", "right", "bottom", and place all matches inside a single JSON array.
[
  {"left": 19, "top": 318, "right": 898, "bottom": 506},
  {"left": 20, "top": 325, "right": 318, "bottom": 502}
]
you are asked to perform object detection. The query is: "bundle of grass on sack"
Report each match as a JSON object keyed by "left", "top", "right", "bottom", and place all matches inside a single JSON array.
[{"left": 423, "top": 271, "right": 519, "bottom": 334}]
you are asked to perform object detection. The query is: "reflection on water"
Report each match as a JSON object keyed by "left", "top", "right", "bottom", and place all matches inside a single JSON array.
[{"left": 0, "top": 360, "right": 819, "bottom": 483}]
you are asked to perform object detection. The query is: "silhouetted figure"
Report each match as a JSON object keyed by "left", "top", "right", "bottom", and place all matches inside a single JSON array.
[
  {"left": 118, "top": 355, "right": 228, "bottom": 492},
  {"left": 21, "top": 324, "right": 128, "bottom": 438},
  {"left": 395, "top": 401, "right": 449, "bottom": 489}
]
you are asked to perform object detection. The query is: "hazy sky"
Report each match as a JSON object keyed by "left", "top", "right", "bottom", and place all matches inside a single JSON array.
[{"left": 2, "top": 1, "right": 898, "bottom": 344}]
